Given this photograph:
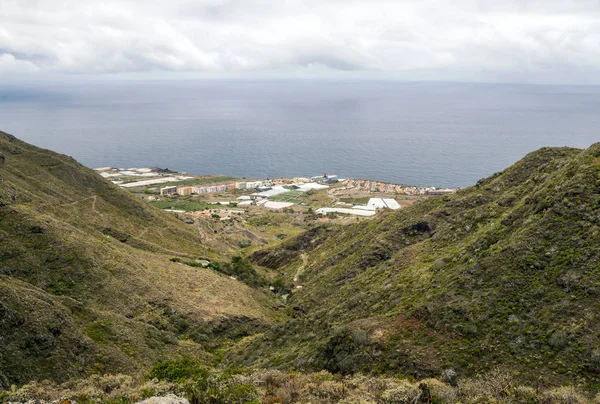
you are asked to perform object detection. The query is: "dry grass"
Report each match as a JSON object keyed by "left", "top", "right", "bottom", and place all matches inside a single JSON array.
[{"left": 2, "top": 368, "right": 596, "bottom": 404}]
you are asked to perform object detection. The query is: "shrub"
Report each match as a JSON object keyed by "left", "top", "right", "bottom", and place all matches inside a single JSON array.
[
  {"left": 1, "top": 381, "right": 56, "bottom": 403},
  {"left": 380, "top": 382, "right": 419, "bottom": 403},
  {"left": 212, "top": 257, "right": 267, "bottom": 288},
  {"left": 263, "top": 372, "right": 282, "bottom": 396},
  {"left": 86, "top": 320, "right": 115, "bottom": 344},
  {"left": 589, "top": 349, "right": 600, "bottom": 372},
  {"left": 419, "top": 378, "right": 458, "bottom": 403},
  {"left": 302, "top": 380, "right": 348, "bottom": 401},
  {"left": 549, "top": 330, "right": 569, "bottom": 349},
  {"left": 458, "top": 367, "right": 516, "bottom": 401},
  {"left": 513, "top": 386, "right": 539, "bottom": 403},
  {"left": 270, "top": 277, "right": 290, "bottom": 294},
  {"left": 148, "top": 358, "right": 209, "bottom": 383},
  {"left": 237, "top": 240, "right": 251, "bottom": 248},
  {"left": 352, "top": 329, "right": 369, "bottom": 345},
  {"left": 540, "top": 387, "right": 587, "bottom": 404},
  {"left": 184, "top": 373, "right": 259, "bottom": 404}
]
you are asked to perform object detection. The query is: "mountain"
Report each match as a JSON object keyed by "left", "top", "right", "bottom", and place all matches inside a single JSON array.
[
  {"left": 3, "top": 130, "right": 600, "bottom": 395},
  {"left": 235, "top": 144, "right": 600, "bottom": 390},
  {"left": 0, "top": 131, "right": 276, "bottom": 388}
]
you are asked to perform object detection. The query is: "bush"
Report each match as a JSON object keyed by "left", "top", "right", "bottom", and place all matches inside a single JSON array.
[
  {"left": 237, "top": 240, "right": 251, "bottom": 248},
  {"left": 351, "top": 329, "right": 369, "bottom": 345},
  {"left": 540, "top": 387, "right": 587, "bottom": 404},
  {"left": 184, "top": 373, "right": 259, "bottom": 404},
  {"left": 380, "top": 383, "right": 419, "bottom": 403},
  {"left": 148, "top": 358, "right": 209, "bottom": 383},
  {"left": 549, "top": 330, "right": 569, "bottom": 349},
  {"left": 3, "top": 381, "right": 57, "bottom": 402},
  {"left": 270, "top": 277, "right": 290, "bottom": 294},
  {"left": 212, "top": 257, "right": 267, "bottom": 288},
  {"left": 458, "top": 367, "right": 516, "bottom": 401},
  {"left": 513, "top": 386, "right": 539, "bottom": 403},
  {"left": 302, "top": 380, "right": 348, "bottom": 401},
  {"left": 419, "top": 378, "right": 458, "bottom": 403},
  {"left": 7, "top": 374, "right": 144, "bottom": 403},
  {"left": 589, "top": 349, "right": 600, "bottom": 372}
]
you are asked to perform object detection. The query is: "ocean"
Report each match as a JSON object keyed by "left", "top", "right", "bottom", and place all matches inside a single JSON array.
[{"left": 1, "top": 80, "right": 599, "bottom": 188}]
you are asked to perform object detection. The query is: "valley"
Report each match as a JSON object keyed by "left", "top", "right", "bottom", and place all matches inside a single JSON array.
[{"left": 2, "top": 130, "right": 600, "bottom": 403}]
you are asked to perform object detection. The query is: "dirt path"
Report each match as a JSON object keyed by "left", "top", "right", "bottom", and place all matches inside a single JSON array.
[
  {"left": 65, "top": 195, "right": 102, "bottom": 216},
  {"left": 65, "top": 195, "right": 95, "bottom": 206},
  {"left": 294, "top": 253, "right": 308, "bottom": 285}
]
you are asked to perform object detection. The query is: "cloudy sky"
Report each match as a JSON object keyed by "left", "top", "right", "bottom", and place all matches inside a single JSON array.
[{"left": 1, "top": 0, "right": 600, "bottom": 83}]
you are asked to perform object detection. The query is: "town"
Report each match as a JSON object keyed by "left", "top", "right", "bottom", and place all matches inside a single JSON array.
[{"left": 93, "top": 167, "right": 459, "bottom": 219}]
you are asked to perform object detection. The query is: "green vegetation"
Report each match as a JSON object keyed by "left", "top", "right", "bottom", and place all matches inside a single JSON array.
[
  {"left": 151, "top": 199, "right": 222, "bottom": 211},
  {"left": 154, "top": 175, "right": 235, "bottom": 188},
  {"left": 214, "top": 256, "right": 267, "bottom": 288},
  {"left": 147, "top": 357, "right": 209, "bottom": 383},
  {"left": 338, "top": 197, "right": 370, "bottom": 205},
  {"left": 147, "top": 359, "right": 259, "bottom": 404},
  {"left": 3, "top": 367, "right": 599, "bottom": 403},
  {"left": 240, "top": 144, "right": 600, "bottom": 392},
  {"left": 184, "top": 256, "right": 267, "bottom": 288},
  {"left": 5, "top": 130, "right": 600, "bottom": 400},
  {"left": 268, "top": 190, "right": 305, "bottom": 203},
  {"left": 0, "top": 131, "right": 275, "bottom": 388}
]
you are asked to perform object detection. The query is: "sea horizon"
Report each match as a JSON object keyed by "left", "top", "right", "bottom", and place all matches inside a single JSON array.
[{"left": 1, "top": 79, "right": 599, "bottom": 188}]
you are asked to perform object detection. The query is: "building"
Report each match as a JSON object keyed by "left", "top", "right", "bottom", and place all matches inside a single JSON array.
[
  {"left": 177, "top": 186, "right": 193, "bottom": 196},
  {"left": 235, "top": 182, "right": 247, "bottom": 189},
  {"left": 264, "top": 201, "right": 294, "bottom": 210},
  {"left": 194, "top": 184, "right": 229, "bottom": 194},
  {"left": 245, "top": 181, "right": 262, "bottom": 189},
  {"left": 316, "top": 207, "right": 376, "bottom": 217},
  {"left": 160, "top": 186, "right": 177, "bottom": 196}
]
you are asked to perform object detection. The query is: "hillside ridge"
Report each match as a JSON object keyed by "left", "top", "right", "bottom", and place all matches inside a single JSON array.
[
  {"left": 233, "top": 142, "right": 600, "bottom": 390},
  {"left": 0, "top": 131, "right": 276, "bottom": 388}
]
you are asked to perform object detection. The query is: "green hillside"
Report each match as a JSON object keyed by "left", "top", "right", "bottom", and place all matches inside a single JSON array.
[
  {"left": 234, "top": 144, "right": 600, "bottom": 390},
  {"left": 0, "top": 131, "right": 276, "bottom": 388},
  {"left": 4, "top": 130, "right": 600, "bottom": 399}
]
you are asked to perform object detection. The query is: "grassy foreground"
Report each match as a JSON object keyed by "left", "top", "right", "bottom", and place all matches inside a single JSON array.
[{"left": 3, "top": 359, "right": 598, "bottom": 403}]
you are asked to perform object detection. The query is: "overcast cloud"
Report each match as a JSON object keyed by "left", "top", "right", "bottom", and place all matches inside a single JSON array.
[{"left": 1, "top": 0, "right": 600, "bottom": 83}]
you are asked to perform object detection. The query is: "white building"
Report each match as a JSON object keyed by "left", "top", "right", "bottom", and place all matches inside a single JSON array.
[
  {"left": 316, "top": 207, "right": 376, "bottom": 217},
  {"left": 264, "top": 201, "right": 294, "bottom": 210}
]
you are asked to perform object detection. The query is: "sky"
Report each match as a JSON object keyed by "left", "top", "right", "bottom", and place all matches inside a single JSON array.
[{"left": 1, "top": 0, "right": 600, "bottom": 83}]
